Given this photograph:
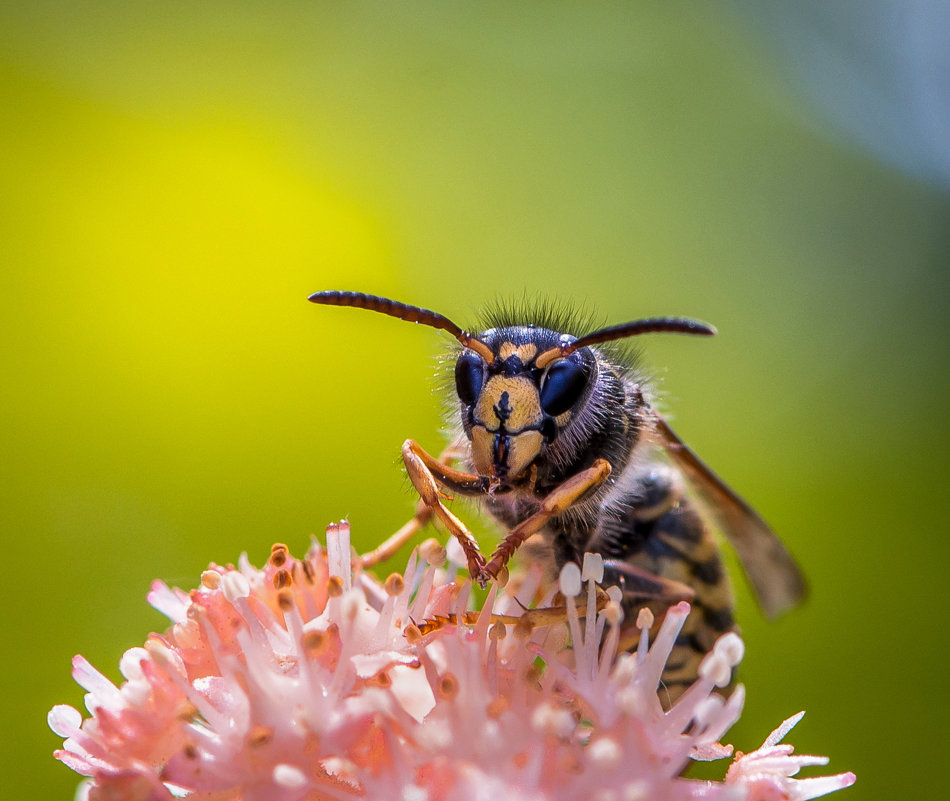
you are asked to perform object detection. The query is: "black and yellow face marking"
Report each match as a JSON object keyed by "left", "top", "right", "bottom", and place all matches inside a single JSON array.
[
  {"left": 456, "top": 333, "right": 593, "bottom": 484},
  {"left": 471, "top": 372, "right": 544, "bottom": 479}
]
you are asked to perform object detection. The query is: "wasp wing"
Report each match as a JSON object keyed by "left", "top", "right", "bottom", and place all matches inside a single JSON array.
[{"left": 652, "top": 414, "right": 806, "bottom": 618}]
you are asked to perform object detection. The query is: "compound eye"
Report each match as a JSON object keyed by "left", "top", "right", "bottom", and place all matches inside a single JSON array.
[
  {"left": 455, "top": 350, "right": 485, "bottom": 406},
  {"left": 540, "top": 360, "right": 589, "bottom": 416}
]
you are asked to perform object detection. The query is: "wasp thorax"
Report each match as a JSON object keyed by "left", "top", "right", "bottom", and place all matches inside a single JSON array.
[{"left": 455, "top": 334, "right": 594, "bottom": 482}]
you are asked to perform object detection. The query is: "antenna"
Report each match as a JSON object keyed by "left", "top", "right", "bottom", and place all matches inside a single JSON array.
[{"left": 308, "top": 291, "right": 495, "bottom": 362}]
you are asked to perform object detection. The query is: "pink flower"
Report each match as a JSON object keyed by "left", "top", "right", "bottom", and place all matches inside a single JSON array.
[{"left": 50, "top": 523, "right": 855, "bottom": 801}]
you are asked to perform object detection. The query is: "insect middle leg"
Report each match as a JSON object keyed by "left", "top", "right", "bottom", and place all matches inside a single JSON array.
[
  {"left": 358, "top": 500, "right": 433, "bottom": 568},
  {"left": 401, "top": 439, "right": 492, "bottom": 579}
]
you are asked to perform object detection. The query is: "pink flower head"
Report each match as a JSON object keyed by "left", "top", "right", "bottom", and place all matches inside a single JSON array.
[{"left": 50, "top": 523, "right": 855, "bottom": 801}]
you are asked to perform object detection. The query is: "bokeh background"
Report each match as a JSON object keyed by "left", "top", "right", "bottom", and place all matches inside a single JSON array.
[{"left": 3, "top": 3, "right": 948, "bottom": 798}]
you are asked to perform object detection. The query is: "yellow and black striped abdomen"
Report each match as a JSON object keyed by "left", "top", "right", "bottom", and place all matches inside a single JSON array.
[{"left": 591, "top": 466, "right": 736, "bottom": 701}]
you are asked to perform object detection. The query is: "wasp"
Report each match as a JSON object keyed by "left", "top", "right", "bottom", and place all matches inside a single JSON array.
[{"left": 309, "top": 291, "right": 806, "bottom": 696}]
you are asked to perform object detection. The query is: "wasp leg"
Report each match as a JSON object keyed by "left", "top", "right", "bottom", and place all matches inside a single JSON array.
[
  {"left": 404, "top": 439, "right": 491, "bottom": 495},
  {"left": 601, "top": 559, "right": 695, "bottom": 605},
  {"left": 359, "top": 500, "right": 433, "bottom": 568},
  {"left": 401, "top": 439, "right": 491, "bottom": 579},
  {"left": 481, "top": 459, "right": 611, "bottom": 585},
  {"left": 407, "top": 587, "right": 610, "bottom": 639},
  {"left": 361, "top": 438, "right": 480, "bottom": 568}
]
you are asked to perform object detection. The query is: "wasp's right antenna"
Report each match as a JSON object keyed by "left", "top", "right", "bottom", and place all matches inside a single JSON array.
[{"left": 309, "top": 291, "right": 495, "bottom": 362}]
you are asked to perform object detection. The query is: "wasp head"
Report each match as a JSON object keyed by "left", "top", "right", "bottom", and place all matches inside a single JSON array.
[
  {"left": 307, "top": 291, "right": 714, "bottom": 485},
  {"left": 454, "top": 328, "right": 595, "bottom": 484}
]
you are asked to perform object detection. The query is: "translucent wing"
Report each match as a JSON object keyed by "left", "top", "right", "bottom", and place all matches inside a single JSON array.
[{"left": 652, "top": 414, "right": 807, "bottom": 618}]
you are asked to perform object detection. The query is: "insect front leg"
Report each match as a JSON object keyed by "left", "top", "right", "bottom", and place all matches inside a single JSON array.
[
  {"left": 401, "top": 439, "right": 491, "bottom": 580},
  {"left": 481, "top": 459, "right": 612, "bottom": 585},
  {"left": 361, "top": 439, "right": 481, "bottom": 568}
]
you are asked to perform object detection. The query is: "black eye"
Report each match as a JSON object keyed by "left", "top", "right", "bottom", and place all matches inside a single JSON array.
[
  {"left": 540, "top": 360, "right": 589, "bottom": 416},
  {"left": 454, "top": 351, "right": 485, "bottom": 406}
]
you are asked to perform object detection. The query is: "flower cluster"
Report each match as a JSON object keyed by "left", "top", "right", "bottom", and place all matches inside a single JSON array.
[{"left": 50, "top": 523, "right": 855, "bottom": 801}]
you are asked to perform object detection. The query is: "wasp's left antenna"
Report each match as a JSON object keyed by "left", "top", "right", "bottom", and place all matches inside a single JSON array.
[
  {"left": 535, "top": 316, "right": 716, "bottom": 369},
  {"left": 309, "top": 291, "right": 495, "bottom": 362}
]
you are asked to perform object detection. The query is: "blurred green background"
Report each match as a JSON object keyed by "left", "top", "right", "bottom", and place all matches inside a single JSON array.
[{"left": 2, "top": 3, "right": 947, "bottom": 799}]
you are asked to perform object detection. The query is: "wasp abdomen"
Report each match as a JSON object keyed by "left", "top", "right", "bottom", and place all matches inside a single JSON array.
[{"left": 592, "top": 465, "right": 736, "bottom": 700}]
